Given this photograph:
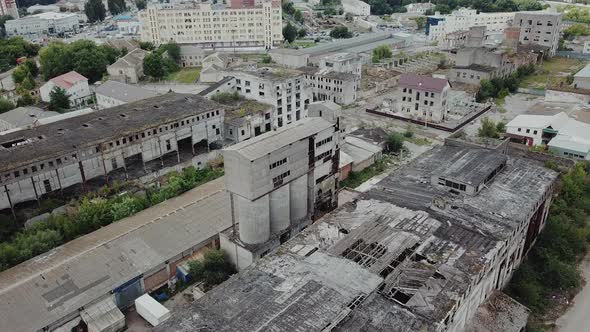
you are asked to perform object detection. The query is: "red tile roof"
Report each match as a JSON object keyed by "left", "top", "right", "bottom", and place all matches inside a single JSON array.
[
  {"left": 398, "top": 73, "right": 449, "bottom": 93},
  {"left": 50, "top": 71, "right": 87, "bottom": 89}
]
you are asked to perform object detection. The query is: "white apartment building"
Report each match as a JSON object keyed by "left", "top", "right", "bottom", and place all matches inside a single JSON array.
[
  {"left": 221, "top": 115, "right": 340, "bottom": 269},
  {"left": 514, "top": 11, "right": 562, "bottom": 57},
  {"left": 40, "top": 71, "right": 91, "bottom": 107},
  {"left": 341, "top": 0, "right": 370, "bottom": 16},
  {"left": 5, "top": 12, "right": 78, "bottom": 39},
  {"left": 428, "top": 8, "right": 514, "bottom": 42},
  {"left": 396, "top": 73, "right": 450, "bottom": 123},
  {"left": 139, "top": 0, "right": 282, "bottom": 49},
  {"left": 227, "top": 67, "right": 310, "bottom": 129}
]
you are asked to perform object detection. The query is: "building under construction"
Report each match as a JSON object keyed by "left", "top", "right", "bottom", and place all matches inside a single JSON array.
[{"left": 156, "top": 143, "right": 558, "bottom": 332}]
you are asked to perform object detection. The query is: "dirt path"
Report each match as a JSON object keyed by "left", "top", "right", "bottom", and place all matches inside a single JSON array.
[{"left": 555, "top": 254, "right": 590, "bottom": 332}]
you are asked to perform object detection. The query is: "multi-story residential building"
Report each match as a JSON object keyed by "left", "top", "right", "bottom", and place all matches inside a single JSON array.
[
  {"left": 221, "top": 113, "right": 340, "bottom": 269},
  {"left": 299, "top": 66, "right": 360, "bottom": 105},
  {"left": 0, "top": 0, "right": 18, "bottom": 18},
  {"left": 106, "top": 48, "right": 149, "bottom": 84},
  {"left": 427, "top": 8, "right": 514, "bottom": 43},
  {"left": 139, "top": 0, "right": 282, "bottom": 49},
  {"left": 514, "top": 11, "right": 562, "bottom": 57},
  {"left": 226, "top": 66, "right": 310, "bottom": 129},
  {"left": 40, "top": 71, "right": 92, "bottom": 107},
  {"left": 95, "top": 80, "right": 158, "bottom": 109},
  {"left": 405, "top": 2, "right": 433, "bottom": 15},
  {"left": 0, "top": 93, "right": 225, "bottom": 213},
  {"left": 180, "top": 45, "right": 207, "bottom": 67},
  {"left": 450, "top": 47, "right": 537, "bottom": 85},
  {"left": 396, "top": 73, "right": 450, "bottom": 123},
  {"left": 4, "top": 11, "right": 78, "bottom": 39},
  {"left": 341, "top": 0, "right": 370, "bottom": 16}
]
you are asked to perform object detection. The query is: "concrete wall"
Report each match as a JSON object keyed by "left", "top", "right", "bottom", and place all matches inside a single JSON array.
[{"left": 545, "top": 89, "right": 590, "bottom": 104}]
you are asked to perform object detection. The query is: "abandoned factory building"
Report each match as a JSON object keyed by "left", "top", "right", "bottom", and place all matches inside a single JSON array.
[
  {"left": 157, "top": 144, "right": 558, "bottom": 332},
  {"left": 0, "top": 93, "right": 224, "bottom": 213}
]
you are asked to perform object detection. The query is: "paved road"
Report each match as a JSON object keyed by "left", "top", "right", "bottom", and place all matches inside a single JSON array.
[{"left": 556, "top": 255, "right": 590, "bottom": 332}]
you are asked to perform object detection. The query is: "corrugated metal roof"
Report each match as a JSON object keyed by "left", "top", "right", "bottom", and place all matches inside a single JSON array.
[
  {"left": 0, "top": 177, "right": 230, "bottom": 332},
  {"left": 224, "top": 118, "right": 334, "bottom": 160},
  {"left": 95, "top": 80, "right": 158, "bottom": 103}
]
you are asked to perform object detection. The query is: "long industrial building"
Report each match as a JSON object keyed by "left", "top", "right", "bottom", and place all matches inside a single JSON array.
[
  {"left": 0, "top": 177, "right": 230, "bottom": 332},
  {"left": 0, "top": 93, "right": 224, "bottom": 214},
  {"left": 221, "top": 113, "right": 341, "bottom": 269},
  {"left": 157, "top": 143, "right": 558, "bottom": 332},
  {"left": 139, "top": 0, "right": 282, "bottom": 49}
]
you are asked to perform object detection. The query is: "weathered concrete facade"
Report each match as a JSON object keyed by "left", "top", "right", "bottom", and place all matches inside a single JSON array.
[
  {"left": 514, "top": 11, "right": 562, "bottom": 57},
  {"left": 0, "top": 94, "right": 224, "bottom": 213}
]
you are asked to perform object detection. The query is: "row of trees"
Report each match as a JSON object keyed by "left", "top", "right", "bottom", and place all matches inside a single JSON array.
[
  {"left": 39, "top": 40, "right": 122, "bottom": 83},
  {"left": 476, "top": 64, "right": 536, "bottom": 101},
  {"left": 372, "top": 44, "right": 393, "bottom": 63},
  {"left": 85, "top": 0, "right": 128, "bottom": 23},
  {"left": 507, "top": 163, "right": 590, "bottom": 316},
  {"left": 0, "top": 166, "right": 224, "bottom": 272},
  {"left": 282, "top": 23, "right": 307, "bottom": 43},
  {"left": 11, "top": 59, "right": 40, "bottom": 107}
]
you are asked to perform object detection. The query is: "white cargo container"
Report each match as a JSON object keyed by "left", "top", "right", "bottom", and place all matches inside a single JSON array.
[{"left": 134, "top": 294, "right": 171, "bottom": 327}]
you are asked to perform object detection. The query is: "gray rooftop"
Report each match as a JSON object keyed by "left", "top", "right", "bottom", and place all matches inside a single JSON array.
[
  {"left": 436, "top": 148, "right": 507, "bottom": 186},
  {"left": 0, "top": 178, "right": 230, "bottom": 332},
  {"left": 224, "top": 117, "right": 334, "bottom": 160},
  {"left": 0, "top": 107, "right": 59, "bottom": 129},
  {"left": 270, "top": 32, "right": 392, "bottom": 56},
  {"left": 156, "top": 145, "right": 558, "bottom": 332},
  {"left": 108, "top": 48, "right": 148, "bottom": 68},
  {"left": 0, "top": 93, "right": 222, "bottom": 173},
  {"left": 95, "top": 80, "right": 158, "bottom": 103}
]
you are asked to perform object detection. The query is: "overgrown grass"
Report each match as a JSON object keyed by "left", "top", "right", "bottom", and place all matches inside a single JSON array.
[
  {"left": 506, "top": 163, "right": 590, "bottom": 324},
  {"left": 340, "top": 155, "right": 392, "bottom": 189},
  {"left": 165, "top": 67, "right": 202, "bottom": 83},
  {"left": 519, "top": 57, "right": 586, "bottom": 89},
  {"left": 290, "top": 40, "right": 317, "bottom": 48},
  {"left": 0, "top": 166, "right": 223, "bottom": 272}
]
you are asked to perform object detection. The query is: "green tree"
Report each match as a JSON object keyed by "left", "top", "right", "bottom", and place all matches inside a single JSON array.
[
  {"left": 85, "top": 0, "right": 106, "bottom": 23},
  {"left": 330, "top": 26, "right": 352, "bottom": 39},
  {"left": 107, "top": 0, "right": 127, "bottom": 15},
  {"left": 139, "top": 41, "right": 155, "bottom": 50},
  {"left": 48, "top": 87, "right": 70, "bottom": 112},
  {"left": 188, "top": 249, "right": 236, "bottom": 288},
  {"left": 563, "top": 23, "right": 590, "bottom": 40},
  {"left": 160, "top": 42, "right": 181, "bottom": 63},
  {"left": 412, "top": 16, "right": 427, "bottom": 30},
  {"left": 12, "top": 65, "right": 30, "bottom": 84},
  {"left": 0, "top": 15, "right": 13, "bottom": 38},
  {"left": 386, "top": 132, "right": 404, "bottom": 153},
  {"left": 478, "top": 117, "right": 502, "bottom": 138},
  {"left": 136, "top": 0, "right": 146, "bottom": 10},
  {"left": 16, "top": 92, "right": 34, "bottom": 107},
  {"left": 345, "top": 12, "right": 353, "bottom": 22},
  {"left": 0, "top": 98, "right": 14, "bottom": 114},
  {"left": 369, "top": 0, "right": 392, "bottom": 15},
  {"left": 0, "top": 37, "right": 39, "bottom": 72},
  {"left": 283, "top": 22, "right": 297, "bottom": 43},
  {"left": 20, "top": 73, "right": 36, "bottom": 91},
  {"left": 294, "top": 9, "right": 304, "bottom": 23},
  {"left": 143, "top": 53, "right": 166, "bottom": 79},
  {"left": 23, "top": 59, "right": 39, "bottom": 77},
  {"left": 297, "top": 28, "right": 307, "bottom": 38},
  {"left": 39, "top": 42, "right": 71, "bottom": 80},
  {"left": 372, "top": 44, "right": 392, "bottom": 63}
]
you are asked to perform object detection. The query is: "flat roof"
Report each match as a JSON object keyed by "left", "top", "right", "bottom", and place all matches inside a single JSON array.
[
  {"left": 575, "top": 63, "right": 590, "bottom": 78},
  {"left": 0, "top": 107, "right": 59, "bottom": 129},
  {"left": 0, "top": 93, "right": 222, "bottom": 173},
  {"left": 95, "top": 80, "right": 158, "bottom": 103},
  {"left": 155, "top": 145, "right": 558, "bottom": 332},
  {"left": 224, "top": 117, "right": 334, "bottom": 161},
  {"left": 0, "top": 177, "right": 230, "bottom": 332},
  {"left": 269, "top": 32, "right": 392, "bottom": 56},
  {"left": 436, "top": 148, "right": 507, "bottom": 186}
]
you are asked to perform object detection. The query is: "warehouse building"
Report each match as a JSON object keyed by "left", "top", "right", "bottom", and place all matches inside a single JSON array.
[
  {"left": 221, "top": 114, "right": 341, "bottom": 269},
  {"left": 0, "top": 177, "right": 231, "bottom": 332},
  {"left": 157, "top": 143, "right": 558, "bottom": 332},
  {"left": 0, "top": 93, "right": 224, "bottom": 214},
  {"left": 5, "top": 11, "right": 78, "bottom": 39}
]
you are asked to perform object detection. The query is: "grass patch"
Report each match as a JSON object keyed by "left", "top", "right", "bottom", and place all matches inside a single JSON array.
[
  {"left": 165, "top": 67, "right": 202, "bottom": 83},
  {"left": 520, "top": 57, "right": 586, "bottom": 89},
  {"left": 340, "top": 155, "right": 392, "bottom": 189},
  {"left": 498, "top": 107, "right": 507, "bottom": 114},
  {"left": 406, "top": 137, "right": 431, "bottom": 146}
]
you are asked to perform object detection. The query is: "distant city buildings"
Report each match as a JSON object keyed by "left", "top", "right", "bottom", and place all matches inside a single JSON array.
[
  {"left": 427, "top": 8, "right": 514, "bottom": 43},
  {"left": 5, "top": 11, "right": 78, "bottom": 40},
  {"left": 341, "top": 0, "right": 370, "bottom": 16},
  {"left": 405, "top": 2, "right": 434, "bottom": 15},
  {"left": 139, "top": 0, "right": 282, "bottom": 49}
]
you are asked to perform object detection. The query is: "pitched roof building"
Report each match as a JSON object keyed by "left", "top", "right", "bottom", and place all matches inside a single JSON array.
[
  {"left": 39, "top": 71, "right": 91, "bottom": 106},
  {"left": 106, "top": 48, "right": 149, "bottom": 84}
]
